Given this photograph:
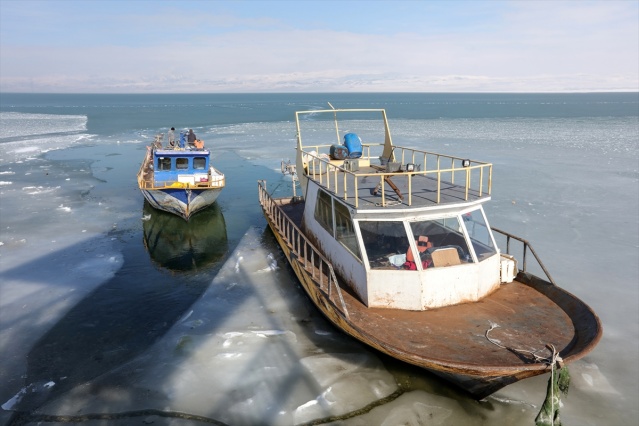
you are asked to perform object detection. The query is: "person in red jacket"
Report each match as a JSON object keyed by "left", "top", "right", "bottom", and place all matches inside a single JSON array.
[{"left": 404, "top": 235, "right": 433, "bottom": 270}]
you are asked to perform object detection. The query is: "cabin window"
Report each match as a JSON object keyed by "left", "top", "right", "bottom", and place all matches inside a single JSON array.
[
  {"left": 193, "top": 157, "right": 206, "bottom": 170},
  {"left": 334, "top": 200, "right": 361, "bottom": 259},
  {"left": 359, "top": 221, "right": 409, "bottom": 270},
  {"left": 410, "top": 219, "right": 472, "bottom": 267},
  {"left": 462, "top": 209, "right": 497, "bottom": 261},
  {"left": 314, "top": 189, "right": 333, "bottom": 235},
  {"left": 176, "top": 158, "right": 189, "bottom": 170},
  {"left": 158, "top": 157, "right": 172, "bottom": 171}
]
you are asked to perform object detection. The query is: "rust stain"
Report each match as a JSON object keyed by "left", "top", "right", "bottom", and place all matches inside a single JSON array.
[{"left": 260, "top": 190, "right": 602, "bottom": 399}]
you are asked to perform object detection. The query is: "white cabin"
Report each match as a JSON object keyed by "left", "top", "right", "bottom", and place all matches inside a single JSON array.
[{"left": 294, "top": 107, "right": 515, "bottom": 310}]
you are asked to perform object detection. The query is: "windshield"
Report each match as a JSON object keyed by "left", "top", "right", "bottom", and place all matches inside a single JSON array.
[
  {"left": 358, "top": 216, "right": 478, "bottom": 270},
  {"left": 359, "top": 221, "right": 409, "bottom": 269},
  {"left": 462, "top": 208, "right": 497, "bottom": 261},
  {"left": 358, "top": 208, "right": 499, "bottom": 270},
  {"left": 409, "top": 218, "right": 473, "bottom": 267}
]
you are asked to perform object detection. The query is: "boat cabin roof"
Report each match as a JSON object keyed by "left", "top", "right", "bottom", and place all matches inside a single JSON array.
[
  {"left": 295, "top": 107, "right": 493, "bottom": 215},
  {"left": 309, "top": 163, "right": 490, "bottom": 215},
  {"left": 154, "top": 149, "right": 210, "bottom": 157}
]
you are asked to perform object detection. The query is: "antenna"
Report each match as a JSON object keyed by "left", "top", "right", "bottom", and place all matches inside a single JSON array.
[{"left": 328, "top": 102, "right": 340, "bottom": 144}]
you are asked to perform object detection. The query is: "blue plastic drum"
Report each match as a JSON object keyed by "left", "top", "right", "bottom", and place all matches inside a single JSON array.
[{"left": 343, "top": 133, "right": 362, "bottom": 158}]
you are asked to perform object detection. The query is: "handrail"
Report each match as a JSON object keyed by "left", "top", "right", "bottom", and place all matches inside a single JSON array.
[
  {"left": 258, "top": 180, "right": 350, "bottom": 319},
  {"left": 491, "top": 227, "right": 556, "bottom": 285},
  {"left": 138, "top": 179, "right": 226, "bottom": 190},
  {"left": 301, "top": 144, "right": 492, "bottom": 208}
]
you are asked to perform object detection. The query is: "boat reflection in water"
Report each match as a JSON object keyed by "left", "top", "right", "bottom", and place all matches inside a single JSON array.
[{"left": 143, "top": 200, "right": 228, "bottom": 271}]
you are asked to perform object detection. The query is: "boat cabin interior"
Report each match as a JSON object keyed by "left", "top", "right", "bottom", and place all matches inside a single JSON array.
[{"left": 356, "top": 208, "right": 497, "bottom": 271}]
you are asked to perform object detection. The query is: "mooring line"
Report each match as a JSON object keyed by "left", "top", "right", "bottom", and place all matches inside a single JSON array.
[
  {"left": 298, "top": 388, "right": 405, "bottom": 426},
  {"left": 9, "top": 408, "right": 230, "bottom": 426}
]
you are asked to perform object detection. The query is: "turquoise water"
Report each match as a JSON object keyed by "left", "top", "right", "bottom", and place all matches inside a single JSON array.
[
  {"left": 2, "top": 92, "right": 637, "bottom": 135},
  {"left": 0, "top": 93, "right": 637, "bottom": 425}
]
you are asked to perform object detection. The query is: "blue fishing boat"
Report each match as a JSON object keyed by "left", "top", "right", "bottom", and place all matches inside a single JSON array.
[{"left": 137, "top": 133, "right": 225, "bottom": 220}]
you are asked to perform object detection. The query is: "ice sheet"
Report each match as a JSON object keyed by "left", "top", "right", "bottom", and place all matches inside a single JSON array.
[
  {"left": 0, "top": 111, "right": 637, "bottom": 425},
  {"left": 23, "top": 228, "right": 398, "bottom": 426}
]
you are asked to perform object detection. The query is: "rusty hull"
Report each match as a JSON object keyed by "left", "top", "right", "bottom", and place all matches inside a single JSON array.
[{"left": 263, "top": 197, "right": 602, "bottom": 399}]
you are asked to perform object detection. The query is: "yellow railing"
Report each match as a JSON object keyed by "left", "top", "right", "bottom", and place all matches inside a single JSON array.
[
  {"left": 258, "top": 180, "right": 349, "bottom": 319},
  {"left": 302, "top": 144, "right": 492, "bottom": 208},
  {"left": 138, "top": 178, "right": 226, "bottom": 190}
]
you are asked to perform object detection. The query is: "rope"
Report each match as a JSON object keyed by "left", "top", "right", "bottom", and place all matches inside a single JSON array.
[
  {"left": 485, "top": 323, "right": 569, "bottom": 426},
  {"left": 551, "top": 348, "right": 556, "bottom": 426},
  {"left": 485, "top": 322, "right": 551, "bottom": 363}
]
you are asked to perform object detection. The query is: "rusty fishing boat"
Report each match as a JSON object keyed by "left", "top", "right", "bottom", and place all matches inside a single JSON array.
[
  {"left": 258, "top": 106, "right": 602, "bottom": 399},
  {"left": 138, "top": 132, "right": 225, "bottom": 220}
]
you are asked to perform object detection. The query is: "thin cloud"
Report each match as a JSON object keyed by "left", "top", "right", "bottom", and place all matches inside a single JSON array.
[{"left": 0, "top": 0, "right": 637, "bottom": 93}]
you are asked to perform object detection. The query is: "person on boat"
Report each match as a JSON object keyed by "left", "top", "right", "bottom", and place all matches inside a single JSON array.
[
  {"left": 187, "top": 129, "right": 197, "bottom": 147},
  {"left": 168, "top": 127, "right": 176, "bottom": 147},
  {"left": 404, "top": 235, "right": 433, "bottom": 270}
]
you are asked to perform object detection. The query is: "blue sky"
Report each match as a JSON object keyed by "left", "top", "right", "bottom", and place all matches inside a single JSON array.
[{"left": 1, "top": 0, "right": 637, "bottom": 93}]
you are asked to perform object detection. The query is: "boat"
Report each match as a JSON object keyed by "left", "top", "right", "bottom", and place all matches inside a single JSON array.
[
  {"left": 142, "top": 200, "right": 228, "bottom": 271},
  {"left": 137, "top": 132, "right": 225, "bottom": 220},
  {"left": 257, "top": 106, "right": 602, "bottom": 399}
]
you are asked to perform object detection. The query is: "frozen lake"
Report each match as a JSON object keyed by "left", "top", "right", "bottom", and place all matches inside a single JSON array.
[{"left": 0, "top": 94, "right": 637, "bottom": 425}]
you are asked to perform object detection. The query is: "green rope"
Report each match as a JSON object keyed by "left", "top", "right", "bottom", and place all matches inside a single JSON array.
[
  {"left": 535, "top": 345, "right": 571, "bottom": 426},
  {"left": 485, "top": 325, "right": 571, "bottom": 426}
]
